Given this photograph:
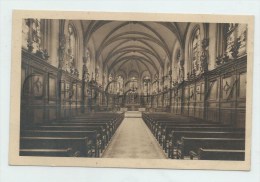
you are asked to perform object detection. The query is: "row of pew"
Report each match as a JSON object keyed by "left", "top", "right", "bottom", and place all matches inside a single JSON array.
[
  {"left": 20, "top": 112, "right": 124, "bottom": 157},
  {"left": 142, "top": 112, "right": 245, "bottom": 160}
]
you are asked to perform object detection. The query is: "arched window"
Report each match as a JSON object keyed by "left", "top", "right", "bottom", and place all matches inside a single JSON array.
[
  {"left": 68, "top": 24, "right": 76, "bottom": 58},
  {"left": 66, "top": 24, "right": 77, "bottom": 73},
  {"left": 191, "top": 28, "right": 201, "bottom": 75},
  {"left": 116, "top": 75, "right": 124, "bottom": 94},
  {"left": 22, "top": 19, "right": 30, "bottom": 49},
  {"left": 31, "top": 19, "right": 42, "bottom": 52},
  {"left": 22, "top": 19, "right": 42, "bottom": 53},
  {"left": 130, "top": 77, "right": 137, "bottom": 90},
  {"left": 152, "top": 73, "right": 159, "bottom": 94},
  {"left": 143, "top": 76, "right": 151, "bottom": 95},
  {"left": 223, "top": 23, "right": 247, "bottom": 59}
]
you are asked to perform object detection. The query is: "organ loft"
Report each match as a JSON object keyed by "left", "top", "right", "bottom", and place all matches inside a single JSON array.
[{"left": 19, "top": 19, "right": 247, "bottom": 160}]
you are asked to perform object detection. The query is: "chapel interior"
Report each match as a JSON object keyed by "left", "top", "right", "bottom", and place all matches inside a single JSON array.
[{"left": 19, "top": 19, "right": 247, "bottom": 160}]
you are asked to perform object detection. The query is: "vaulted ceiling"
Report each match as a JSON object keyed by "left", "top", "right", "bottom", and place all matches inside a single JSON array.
[{"left": 81, "top": 20, "right": 189, "bottom": 79}]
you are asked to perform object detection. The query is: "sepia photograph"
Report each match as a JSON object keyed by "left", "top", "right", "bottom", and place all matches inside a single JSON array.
[{"left": 9, "top": 10, "right": 254, "bottom": 170}]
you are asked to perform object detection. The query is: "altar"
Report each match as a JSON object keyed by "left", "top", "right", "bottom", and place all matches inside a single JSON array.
[
  {"left": 126, "top": 104, "right": 140, "bottom": 111},
  {"left": 121, "top": 105, "right": 146, "bottom": 112}
]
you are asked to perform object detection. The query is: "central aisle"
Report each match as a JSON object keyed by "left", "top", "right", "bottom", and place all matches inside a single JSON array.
[{"left": 102, "top": 112, "right": 167, "bottom": 159}]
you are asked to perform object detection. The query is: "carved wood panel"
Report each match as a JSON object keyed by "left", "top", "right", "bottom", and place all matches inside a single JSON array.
[
  {"left": 222, "top": 76, "right": 233, "bottom": 100},
  {"left": 208, "top": 80, "right": 218, "bottom": 100},
  {"left": 49, "top": 77, "right": 56, "bottom": 99},
  {"left": 239, "top": 72, "right": 246, "bottom": 99}
]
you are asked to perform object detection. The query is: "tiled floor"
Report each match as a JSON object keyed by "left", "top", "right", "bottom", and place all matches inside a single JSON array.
[{"left": 102, "top": 112, "right": 167, "bottom": 159}]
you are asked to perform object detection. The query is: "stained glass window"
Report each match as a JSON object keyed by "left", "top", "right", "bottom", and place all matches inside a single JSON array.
[
  {"left": 117, "top": 75, "right": 124, "bottom": 94},
  {"left": 192, "top": 28, "right": 201, "bottom": 74},
  {"left": 66, "top": 24, "right": 76, "bottom": 72},
  {"left": 223, "top": 23, "right": 247, "bottom": 59}
]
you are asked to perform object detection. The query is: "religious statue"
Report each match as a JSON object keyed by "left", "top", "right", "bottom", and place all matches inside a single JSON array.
[
  {"left": 200, "top": 38, "right": 209, "bottom": 73},
  {"left": 178, "top": 59, "right": 184, "bottom": 83},
  {"left": 85, "top": 48, "right": 91, "bottom": 66},
  {"left": 58, "top": 34, "right": 66, "bottom": 69},
  {"left": 176, "top": 49, "right": 184, "bottom": 83},
  {"left": 103, "top": 72, "right": 107, "bottom": 88},
  {"left": 32, "top": 76, "right": 43, "bottom": 96},
  {"left": 95, "top": 67, "right": 100, "bottom": 82},
  {"left": 82, "top": 56, "right": 89, "bottom": 81}
]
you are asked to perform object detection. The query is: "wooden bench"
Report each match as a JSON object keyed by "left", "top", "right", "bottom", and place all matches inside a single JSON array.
[
  {"left": 161, "top": 126, "right": 244, "bottom": 150},
  {"left": 21, "top": 130, "right": 101, "bottom": 157},
  {"left": 167, "top": 131, "right": 245, "bottom": 158},
  {"left": 26, "top": 126, "right": 109, "bottom": 148},
  {"left": 20, "top": 148, "right": 73, "bottom": 157},
  {"left": 20, "top": 137, "right": 89, "bottom": 157},
  {"left": 54, "top": 114, "right": 123, "bottom": 130},
  {"left": 190, "top": 148, "right": 245, "bottom": 161},
  {"left": 38, "top": 123, "right": 113, "bottom": 141},
  {"left": 54, "top": 122, "right": 117, "bottom": 136},
  {"left": 177, "top": 137, "right": 245, "bottom": 159},
  {"left": 19, "top": 113, "right": 124, "bottom": 158},
  {"left": 156, "top": 124, "right": 231, "bottom": 141},
  {"left": 154, "top": 123, "right": 221, "bottom": 136}
]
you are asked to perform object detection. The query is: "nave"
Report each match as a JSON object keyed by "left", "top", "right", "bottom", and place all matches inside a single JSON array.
[
  {"left": 19, "top": 18, "right": 248, "bottom": 161},
  {"left": 102, "top": 112, "right": 166, "bottom": 159},
  {"left": 20, "top": 111, "right": 245, "bottom": 160}
]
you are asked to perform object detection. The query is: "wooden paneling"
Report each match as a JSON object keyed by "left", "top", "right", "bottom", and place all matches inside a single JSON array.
[
  {"left": 208, "top": 80, "right": 218, "bottom": 100},
  {"left": 33, "top": 108, "right": 44, "bottom": 123},
  {"left": 48, "top": 107, "right": 57, "bottom": 121},
  {"left": 222, "top": 76, "right": 233, "bottom": 100},
  {"left": 164, "top": 56, "right": 247, "bottom": 128},
  {"left": 220, "top": 108, "right": 234, "bottom": 125},
  {"left": 49, "top": 77, "right": 56, "bottom": 99},
  {"left": 207, "top": 108, "right": 219, "bottom": 122},
  {"left": 236, "top": 109, "right": 246, "bottom": 128},
  {"left": 195, "top": 102, "right": 204, "bottom": 119},
  {"left": 21, "top": 50, "right": 83, "bottom": 125},
  {"left": 239, "top": 72, "right": 247, "bottom": 99}
]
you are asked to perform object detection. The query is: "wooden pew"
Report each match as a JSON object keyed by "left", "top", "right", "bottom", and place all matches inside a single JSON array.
[
  {"left": 26, "top": 126, "right": 109, "bottom": 149},
  {"left": 155, "top": 123, "right": 224, "bottom": 137},
  {"left": 56, "top": 113, "right": 123, "bottom": 131},
  {"left": 19, "top": 112, "right": 124, "bottom": 158},
  {"left": 142, "top": 112, "right": 221, "bottom": 135},
  {"left": 20, "top": 137, "right": 89, "bottom": 157},
  {"left": 37, "top": 123, "right": 113, "bottom": 141},
  {"left": 177, "top": 137, "right": 245, "bottom": 159},
  {"left": 52, "top": 122, "right": 115, "bottom": 132},
  {"left": 21, "top": 130, "right": 101, "bottom": 157},
  {"left": 156, "top": 123, "right": 231, "bottom": 141},
  {"left": 195, "top": 148, "right": 245, "bottom": 161},
  {"left": 167, "top": 131, "right": 245, "bottom": 158},
  {"left": 20, "top": 148, "right": 73, "bottom": 157},
  {"left": 162, "top": 126, "right": 244, "bottom": 150}
]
